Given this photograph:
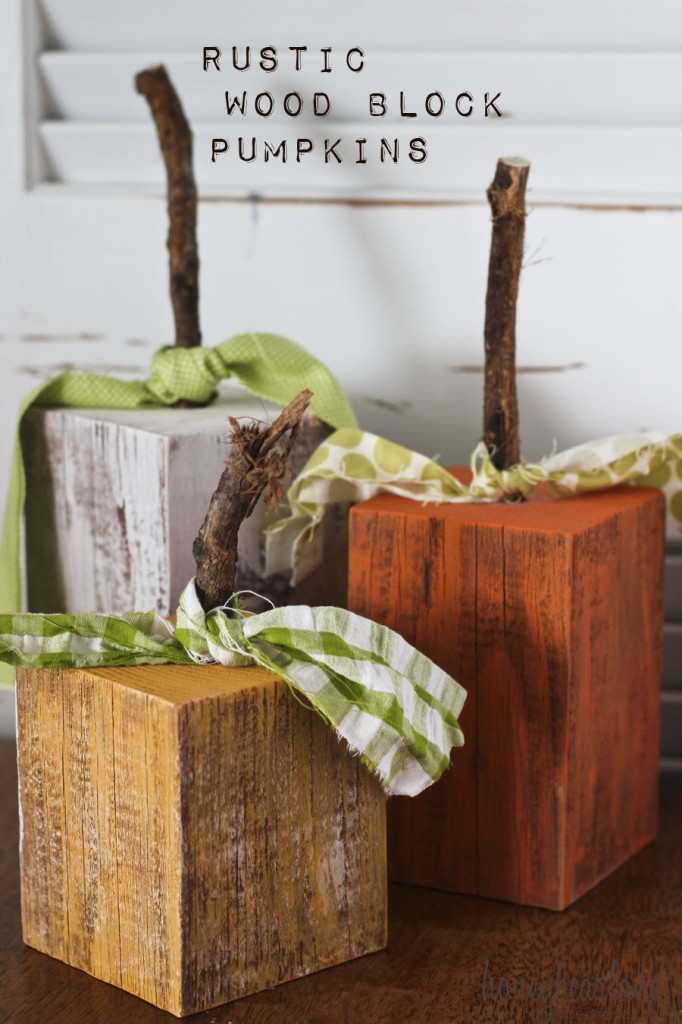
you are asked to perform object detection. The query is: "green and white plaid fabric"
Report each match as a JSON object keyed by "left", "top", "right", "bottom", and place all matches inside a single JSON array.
[
  {"left": 0, "top": 579, "right": 466, "bottom": 798},
  {"left": 0, "top": 333, "right": 357, "bottom": 685},
  {"left": 266, "top": 429, "right": 682, "bottom": 580}
]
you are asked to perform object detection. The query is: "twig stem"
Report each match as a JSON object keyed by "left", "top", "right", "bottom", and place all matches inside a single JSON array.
[
  {"left": 136, "top": 64, "right": 201, "bottom": 349},
  {"left": 482, "top": 156, "right": 530, "bottom": 470},
  {"left": 193, "top": 390, "right": 313, "bottom": 611}
]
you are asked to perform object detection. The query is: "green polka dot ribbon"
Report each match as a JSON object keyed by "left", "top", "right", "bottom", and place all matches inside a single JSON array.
[
  {"left": 265, "top": 429, "right": 682, "bottom": 581},
  {"left": 0, "top": 578, "right": 466, "bottom": 797},
  {"left": 0, "top": 334, "right": 357, "bottom": 686}
]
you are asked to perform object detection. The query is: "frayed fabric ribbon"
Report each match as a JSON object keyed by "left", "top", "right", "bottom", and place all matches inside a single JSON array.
[
  {"left": 0, "top": 579, "right": 466, "bottom": 798},
  {"left": 0, "top": 334, "right": 357, "bottom": 685},
  {"left": 266, "top": 428, "right": 682, "bottom": 581}
]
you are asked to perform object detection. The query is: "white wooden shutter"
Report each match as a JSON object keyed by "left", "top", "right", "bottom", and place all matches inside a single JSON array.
[{"left": 32, "top": 0, "right": 682, "bottom": 204}]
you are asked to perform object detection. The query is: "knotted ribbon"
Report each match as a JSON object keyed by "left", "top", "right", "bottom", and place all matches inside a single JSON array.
[
  {"left": 0, "top": 334, "right": 357, "bottom": 685},
  {"left": 0, "top": 578, "right": 466, "bottom": 798},
  {"left": 266, "top": 428, "right": 682, "bottom": 580}
]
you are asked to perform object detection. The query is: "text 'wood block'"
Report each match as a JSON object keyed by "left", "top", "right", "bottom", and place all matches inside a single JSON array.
[
  {"left": 348, "top": 476, "right": 664, "bottom": 910},
  {"left": 16, "top": 663, "right": 387, "bottom": 1015},
  {"left": 22, "top": 396, "right": 347, "bottom": 616}
]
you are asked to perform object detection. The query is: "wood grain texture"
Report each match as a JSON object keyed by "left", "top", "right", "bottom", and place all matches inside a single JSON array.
[
  {"left": 15, "top": 664, "right": 387, "bottom": 1016},
  {"left": 22, "top": 400, "right": 347, "bottom": 616},
  {"left": 1, "top": 740, "right": 681, "bottom": 1024},
  {"left": 348, "top": 475, "right": 665, "bottom": 910}
]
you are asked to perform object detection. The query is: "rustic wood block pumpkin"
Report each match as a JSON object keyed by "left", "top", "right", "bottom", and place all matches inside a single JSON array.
[
  {"left": 348, "top": 474, "right": 664, "bottom": 910},
  {"left": 21, "top": 399, "right": 347, "bottom": 615},
  {"left": 16, "top": 662, "right": 387, "bottom": 1016}
]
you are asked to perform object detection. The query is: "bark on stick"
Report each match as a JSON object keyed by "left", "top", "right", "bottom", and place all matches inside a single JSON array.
[
  {"left": 193, "top": 390, "right": 313, "bottom": 611},
  {"left": 483, "top": 156, "right": 530, "bottom": 470},
  {"left": 136, "top": 64, "right": 201, "bottom": 349}
]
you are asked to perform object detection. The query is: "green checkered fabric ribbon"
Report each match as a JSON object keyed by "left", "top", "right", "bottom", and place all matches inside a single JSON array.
[
  {"left": 0, "top": 579, "right": 466, "bottom": 797},
  {"left": 266, "top": 429, "right": 682, "bottom": 580},
  {"left": 0, "top": 333, "right": 357, "bottom": 685}
]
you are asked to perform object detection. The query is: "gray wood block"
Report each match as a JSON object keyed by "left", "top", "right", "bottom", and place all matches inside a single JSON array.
[{"left": 22, "top": 393, "right": 347, "bottom": 617}]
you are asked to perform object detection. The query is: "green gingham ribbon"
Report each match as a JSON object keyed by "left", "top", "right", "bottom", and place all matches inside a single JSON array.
[
  {"left": 0, "top": 334, "right": 357, "bottom": 685},
  {"left": 0, "top": 579, "right": 466, "bottom": 798},
  {"left": 266, "top": 428, "right": 682, "bottom": 580}
]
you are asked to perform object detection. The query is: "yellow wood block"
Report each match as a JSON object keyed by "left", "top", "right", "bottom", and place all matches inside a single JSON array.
[{"left": 16, "top": 663, "right": 388, "bottom": 1016}]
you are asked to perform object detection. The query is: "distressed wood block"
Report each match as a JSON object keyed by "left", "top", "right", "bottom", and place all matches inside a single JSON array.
[
  {"left": 16, "top": 662, "right": 387, "bottom": 1016},
  {"left": 22, "top": 395, "right": 347, "bottom": 616},
  {"left": 348, "top": 476, "right": 665, "bottom": 910}
]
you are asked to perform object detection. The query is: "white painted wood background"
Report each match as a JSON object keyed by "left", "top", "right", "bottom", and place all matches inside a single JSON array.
[{"left": 1, "top": 0, "right": 681, "bottom": 743}]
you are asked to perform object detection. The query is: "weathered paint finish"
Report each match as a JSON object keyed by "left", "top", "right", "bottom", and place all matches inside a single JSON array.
[
  {"left": 16, "top": 662, "right": 387, "bottom": 1016},
  {"left": 22, "top": 397, "right": 347, "bottom": 615},
  {"left": 348, "top": 477, "right": 665, "bottom": 910}
]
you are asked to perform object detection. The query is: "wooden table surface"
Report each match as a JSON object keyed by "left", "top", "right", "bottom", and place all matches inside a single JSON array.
[{"left": 1, "top": 740, "right": 680, "bottom": 1024}]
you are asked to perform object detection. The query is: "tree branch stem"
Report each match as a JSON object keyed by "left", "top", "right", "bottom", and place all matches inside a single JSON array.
[
  {"left": 136, "top": 64, "right": 201, "bottom": 350},
  {"left": 482, "top": 156, "right": 530, "bottom": 470},
  {"left": 193, "top": 390, "right": 313, "bottom": 611}
]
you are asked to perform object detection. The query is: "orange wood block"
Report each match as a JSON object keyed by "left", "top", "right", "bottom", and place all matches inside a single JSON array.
[
  {"left": 348, "top": 476, "right": 665, "bottom": 910},
  {"left": 16, "top": 663, "right": 387, "bottom": 1016}
]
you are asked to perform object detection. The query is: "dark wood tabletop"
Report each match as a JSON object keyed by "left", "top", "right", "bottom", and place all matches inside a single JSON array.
[{"left": 1, "top": 740, "right": 680, "bottom": 1024}]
